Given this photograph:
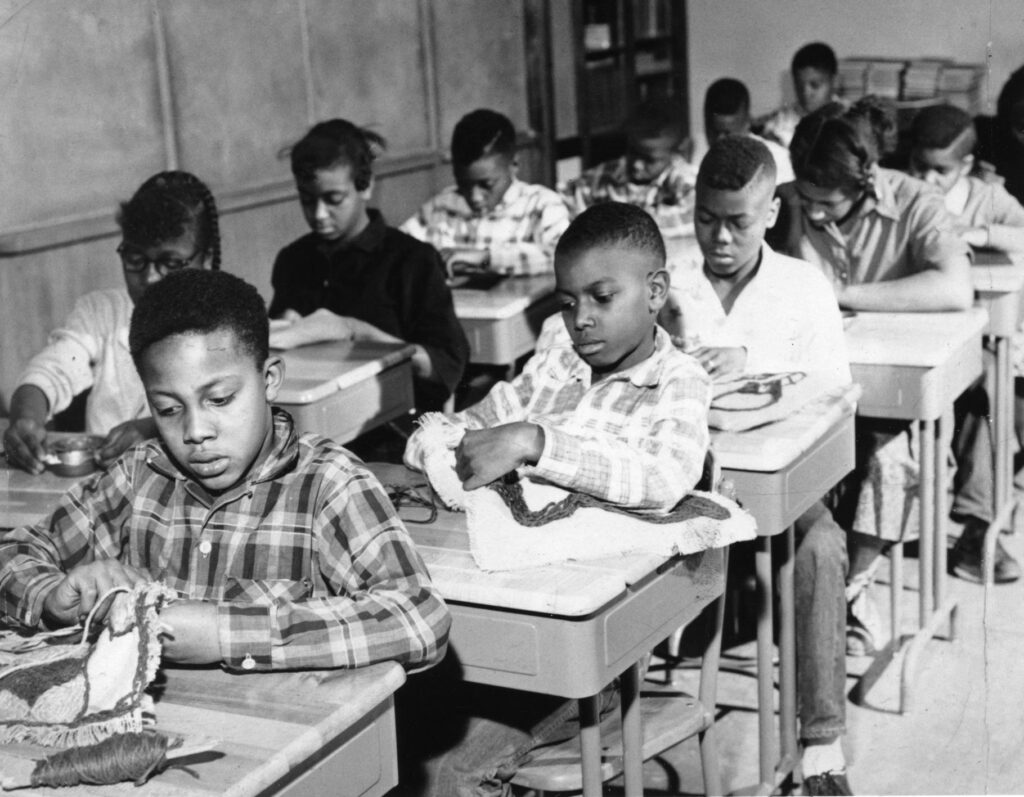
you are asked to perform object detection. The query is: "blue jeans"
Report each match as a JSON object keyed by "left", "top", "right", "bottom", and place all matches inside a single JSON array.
[{"left": 794, "top": 500, "right": 849, "bottom": 742}]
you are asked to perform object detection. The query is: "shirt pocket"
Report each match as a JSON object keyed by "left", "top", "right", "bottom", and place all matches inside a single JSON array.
[{"left": 221, "top": 577, "right": 312, "bottom": 605}]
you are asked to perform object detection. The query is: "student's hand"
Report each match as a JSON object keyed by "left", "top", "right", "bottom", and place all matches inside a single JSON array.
[
  {"left": 158, "top": 600, "right": 221, "bottom": 664},
  {"left": 692, "top": 346, "right": 747, "bottom": 381},
  {"left": 3, "top": 418, "right": 49, "bottom": 475},
  {"left": 268, "top": 308, "right": 361, "bottom": 350},
  {"left": 42, "top": 560, "right": 151, "bottom": 628},
  {"left": 454, "top": 423, "right": 545, "bottom": 490},
  {"left": 95, "top": 418, "right": 156, "bottom": 468},
  {"left": 957, "top": 226, "right": 990, "bottom": 248}
]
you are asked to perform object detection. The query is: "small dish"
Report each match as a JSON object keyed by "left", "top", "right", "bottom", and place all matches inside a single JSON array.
[{"left": 46, "top": 435, "right": 103, "bottom": 478}]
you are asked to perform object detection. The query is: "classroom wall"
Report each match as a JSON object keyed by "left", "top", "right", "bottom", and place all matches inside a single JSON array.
[
  {"left": 0, "top": 0, "right": 535, "bottom": 414},
  {"left": 686, "top": 0, "right": 1024, "bottom": 153}
]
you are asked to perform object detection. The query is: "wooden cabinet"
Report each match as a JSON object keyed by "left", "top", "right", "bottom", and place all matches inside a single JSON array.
[{"left": 553, "top": 0, "right": 689, "bottom": 168}]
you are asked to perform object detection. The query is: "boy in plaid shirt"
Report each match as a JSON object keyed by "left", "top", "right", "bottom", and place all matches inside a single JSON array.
[
  {"left": 402, "top": 202, "right": 711, "bottom": 796},
  {"left": 0, "top": 270, "right": 449, "bottom": 672}
]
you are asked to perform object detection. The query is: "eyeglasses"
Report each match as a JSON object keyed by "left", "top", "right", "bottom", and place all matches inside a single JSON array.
[
  {"left": 117, "top": 244, "right": 204, "bottom": 276},
  {"left": 713, "top": 371, "right": 806, "bottom": 411},
  {"left": 384, "top": 483, "right": 438, "bottom": 525}
]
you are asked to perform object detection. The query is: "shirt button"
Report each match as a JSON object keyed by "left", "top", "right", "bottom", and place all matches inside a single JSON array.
[
  {"left": 241, "top": 654, "right": 256, "bottom": 671},
  {"left": 198, "top": 540, "right": 212, "bottom": 555}
]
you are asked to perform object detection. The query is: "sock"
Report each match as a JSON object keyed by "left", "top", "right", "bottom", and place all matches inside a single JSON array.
[{"left": 802, "top": 738, "right": 846, "bottom": 777}]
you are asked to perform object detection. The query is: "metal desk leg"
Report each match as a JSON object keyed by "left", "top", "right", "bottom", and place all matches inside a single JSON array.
[
  {"left": 984, "top": 336, "right": 1018, "bottom": 587},
  {"left": 777, "top": 526, "right": 798, "bottom": 775},
  {"left": 919, "top": 418, "right": 936, "bottom": 624},
  {"left": 755, "top": 536, "right": 777, "bottom": 793},
  {"left": 620, "top": 661, "right": 644, "bottom": 797},
  {"left": 579, "top": 694, "right": 602, "bottom": 797}
]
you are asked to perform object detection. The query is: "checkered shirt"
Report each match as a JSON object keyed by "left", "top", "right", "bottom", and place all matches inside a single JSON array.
[
  {"left": 560, "top": 155, "right": 698, "bottom": 239},
  {"left": 0, "top": 409, "right": 450, "bottom": 672},
  {"left": 406, "top": 318, "right": 711, "bottom": 511},
  {"left": 400, "top": 179, "right": 570, "bottom": 276}
]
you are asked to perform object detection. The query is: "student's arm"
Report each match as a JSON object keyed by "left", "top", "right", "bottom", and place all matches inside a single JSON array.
[
  {"left": 0, "top": 457, "right": 139, "bottom": 626},
  {"left": 529, "top": 363, "right": 712, "bottom": 511},
  {"left": 487, "top": 190, "right": 571, "bottom": 276},
  {"left": 213, "top": 467, "right": 450, "bottom": 671},
  {"left": 839, "top": 191, "right": 974, "bottom": 312}
]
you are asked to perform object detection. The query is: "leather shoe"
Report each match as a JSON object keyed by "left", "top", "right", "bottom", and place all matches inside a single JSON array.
[
  {"left": 803, "top": 769, "right": 853, "bottom": 795},
  {"left": 951, "top": 524, "right": 1021, "bottom": 584}
]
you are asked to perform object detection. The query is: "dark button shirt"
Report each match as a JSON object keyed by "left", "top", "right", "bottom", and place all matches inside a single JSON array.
[{"left": 269, "top": 210, "right": 469, "bottom": 410}]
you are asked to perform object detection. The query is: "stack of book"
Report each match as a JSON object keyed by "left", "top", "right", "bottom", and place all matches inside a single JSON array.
[
  {"left": 865, "top": 60, "right": 906, "bottom": 99},
  {"left": 937, "top": 64, "right": 986, "bottom": 113},
  {"left": 902, "top": 59, "right": 948, "bottom": 100},
  {"left": 838, "top": 59, "right": 874, "bottom": 100}
]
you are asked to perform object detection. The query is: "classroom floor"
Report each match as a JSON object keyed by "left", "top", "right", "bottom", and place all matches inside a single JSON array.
[{"left": 615, "top": 515, "right": 1024, "bottom": 796}]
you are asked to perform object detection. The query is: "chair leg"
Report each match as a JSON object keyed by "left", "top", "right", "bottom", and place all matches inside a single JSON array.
[{"left": 890, "top": 542, "right": 904, "bottom": 648}]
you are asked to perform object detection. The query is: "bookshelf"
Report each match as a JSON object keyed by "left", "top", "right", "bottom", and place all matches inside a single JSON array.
[{"left": 557, "top": 0, "right": 689, "bottom": 168}]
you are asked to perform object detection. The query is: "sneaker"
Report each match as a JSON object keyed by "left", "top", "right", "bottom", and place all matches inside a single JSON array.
[
  {"left": 846, "top": 588, "right": 882, "bottom": 657},
  {"left": 951, "top": 524, "right": 1022, "bottom": 584},
  {"left": 803, "top": 769, "right": 853, "bottom": 796}
]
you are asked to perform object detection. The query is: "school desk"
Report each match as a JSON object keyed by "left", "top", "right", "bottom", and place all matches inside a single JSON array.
[
  {"left": 274, "top": 340, "right": 417, "bottom": 442},
  {"left": 971, "top": 251, "right": 1024, "bottom": 585},
  {"left": 845, "top": 309, "right": 987, "bottom": 713},
  {"left": 0, "top": 661, "right": 405, "bottom": 797},
  {"left": 367, "top": 462, "right": 723, "bottom": 797},
  {"left": 452, "top": 275, "right": 559, "bottom": 376},
  {"left": 711, "top": 383, "right": 860, "bottom": 795},
  {"left": 0, "top": 428, "right": 87, "bottom": 529}
]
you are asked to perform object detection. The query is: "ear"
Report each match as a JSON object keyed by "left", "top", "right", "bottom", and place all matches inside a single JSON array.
[
  {"left": 263, "top": 355, "right": 285, "bottom": 402},
  {"left": 360, "top": 175, "right": 375, "bottom": 201},
  {"left": 647, "top": 268, "right": 670, "bottom": 313},
  {"left": 765, "top": 195, "right": 782, "bottom": 229}
]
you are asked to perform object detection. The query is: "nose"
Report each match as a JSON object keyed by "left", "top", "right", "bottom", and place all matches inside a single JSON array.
[
  {"left": 713, "top": 220, "right": 732, "bottom": 244},
  {"left": 183, "top": 408, "right": 215, "bottom": 446},
  {"left": 469, "top": 187, "right": 487, "bottom": 208},
  {"left": 923, "top": 170, "right": 940, "bottom": 186},
  {"left": 314, "top": 200, "right": 330, "bottom": 221},
  {"left": 143, "top": 262, "right": 163, "bottom": 285},
  {"left": 572, "top": 303, "right": 594, "bottom": 331}
]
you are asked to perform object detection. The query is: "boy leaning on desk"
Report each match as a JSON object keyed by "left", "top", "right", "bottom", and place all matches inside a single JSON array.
[
  {"left": 400, "top": 202, "right": 712, "bottom": 797},
  {"left": 0, "top": 269, "right": 450, "bottom": 673}
]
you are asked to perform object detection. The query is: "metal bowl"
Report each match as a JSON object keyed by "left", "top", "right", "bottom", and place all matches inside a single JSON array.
[{"left": 47, "top": 435, "right": 103, "bottom": 478}]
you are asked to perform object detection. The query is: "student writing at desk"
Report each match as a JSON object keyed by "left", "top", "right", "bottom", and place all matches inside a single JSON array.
[
  {"left": 774, "top": 98, "right": 1005, "bottom": 654},
  {"left": 908, "top": 104, "right": 1024, "bottom": 501},
  {"left": 559, "top": 96, "right": 697, "bottom": 240},
  {"left": 400, "top": 108, "right": 570, "bottom": 277},
  {"left": 666, "top": 135, "right": 853, "bottom": 796},
  {"left": 0, "top": 270, "right": 450, "bottom": 672},
  {"left": 401, "top": 203, "right": 711, "bottom": 796},
  {"left": 3, "top": 171, "right": 222, "bottom": 474},
  {"left": 267, "top": 119, "right": 469, "bottom": 418}
]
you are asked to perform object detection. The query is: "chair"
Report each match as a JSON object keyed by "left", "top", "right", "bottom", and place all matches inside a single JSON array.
[{"left": 508, "top": 452, "right": 728, "bottom": 796}]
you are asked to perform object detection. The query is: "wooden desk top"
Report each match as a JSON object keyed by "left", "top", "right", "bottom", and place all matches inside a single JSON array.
[
  {"left": 711, "top": 383, "right": 861, "bottom": 473},
  {"left": 452, "top": 274, "right": 556, "bottom": 320},
  {"left": 274, "top": 340, "right": 416, "bottom": 405},
  {"left": 844, "top": 308, "right": 988, "bottom": 368},
  {"left": 368, "top": 463, "right": 681, "bottom": 617},
  {"left": 0, "top": 428, "right": 89, "bottom": 529},
  {"left": 0, "top": 662, "right": 405, "bottom": 797}
]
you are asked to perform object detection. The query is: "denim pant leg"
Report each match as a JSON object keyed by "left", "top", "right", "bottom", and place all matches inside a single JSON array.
[
  {"left": 951, "top": 378, "right": 995, "bottom": 526},
  {"left": 793, "top": 500, "right": 849, "bottom": 742},
  {"left": 434, "top": 687, "right": 619, "bottom": 797}
]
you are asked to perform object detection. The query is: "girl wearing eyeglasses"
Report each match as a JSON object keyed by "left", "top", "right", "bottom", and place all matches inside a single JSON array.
[{"left": 3, "top": 171, "right": 221, "bottom": 474}]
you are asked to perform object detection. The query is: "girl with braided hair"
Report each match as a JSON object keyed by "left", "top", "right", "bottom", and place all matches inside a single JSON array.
[{"left": 4, "top": 170, "right": 222, "bottom": 474}]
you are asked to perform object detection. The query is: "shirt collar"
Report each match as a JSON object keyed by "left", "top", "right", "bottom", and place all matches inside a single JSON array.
[
  {"left": 861, "top": 165, "right": 900, "bottom": 221},
  {"left": 144, "top": 407, "right": 300, "bottom": 492}
]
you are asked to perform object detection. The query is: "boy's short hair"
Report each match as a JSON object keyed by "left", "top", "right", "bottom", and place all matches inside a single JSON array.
[
  {"left": 555, "top": 202, "right": 665, "bottom": 267},
  {"left": 451, "top": 109, "right": 516, "bottom": 167},
  {"left": 624, "top": 96, "right": 686, "bottom": 143},
  {"left": 909, "top": 104, "right": 977, "bottom": 157},
  {"left": 287, "top": 119, "right": 386, "bottom": 190},
  {"left": 129, "top": 270, "right": 269, "bottom": 368},
  {"left": 792, "top": 42, "right": 838, "bottom": 76},
  {"left": 704, "top": 78, "right": 750, "bottom": 119},
  {"left": 698, "top": 135, "right": 777, "bottom": 191}
]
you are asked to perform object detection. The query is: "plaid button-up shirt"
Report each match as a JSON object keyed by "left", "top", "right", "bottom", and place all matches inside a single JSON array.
[
  {"left": 560, "top": 155, "right": 698, "bottom": 240},
  {"left": 406, "top": 318, "right": 711, "bottom": 511},
  {"left": 0, "top": 409, "right": 450, "bottom": 672},
  {"left": 400, "top": 179, "right": 570, "bottom": 276}
]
